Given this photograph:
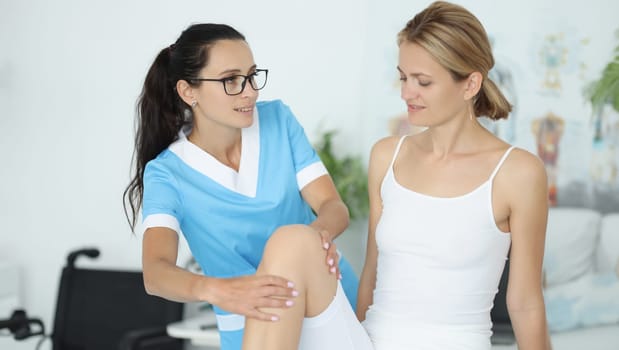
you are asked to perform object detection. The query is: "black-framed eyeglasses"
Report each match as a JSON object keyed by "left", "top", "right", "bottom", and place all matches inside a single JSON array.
[{"left": 189, "top": 69, "right": 269, "bottom": 96}]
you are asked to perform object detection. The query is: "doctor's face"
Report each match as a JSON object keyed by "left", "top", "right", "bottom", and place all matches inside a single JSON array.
[{"left": 191, "top": 39, "right": 263, "bottom": 130}]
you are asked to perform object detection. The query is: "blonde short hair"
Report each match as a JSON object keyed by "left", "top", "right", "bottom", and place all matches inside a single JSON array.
[{"left": 398, "top": 1, "right": 511, "bottom": 120}]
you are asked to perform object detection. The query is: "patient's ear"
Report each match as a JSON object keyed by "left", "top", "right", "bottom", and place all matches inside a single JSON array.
[{"left": 463, "top": 71, "right": 482, "bottom": 101}]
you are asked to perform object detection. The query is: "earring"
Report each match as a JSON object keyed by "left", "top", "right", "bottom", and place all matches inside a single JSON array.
[
  {"left": 191, "top": 100, "right": 197, "bottom": 108},
  {"left": 469, "top": 98, "right": 476, "bottom": 121}
]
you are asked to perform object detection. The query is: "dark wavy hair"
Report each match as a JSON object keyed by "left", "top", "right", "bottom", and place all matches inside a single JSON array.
[{"left": 123, "top": 23, "right": 245, "bottom": 232}]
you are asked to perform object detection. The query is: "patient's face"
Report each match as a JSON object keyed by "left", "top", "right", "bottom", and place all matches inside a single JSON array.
[{"left": 397, "top": 41, "right": 469, "bottom": 128}]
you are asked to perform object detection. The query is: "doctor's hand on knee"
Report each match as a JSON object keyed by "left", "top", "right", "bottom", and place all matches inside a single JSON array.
[
  {"left": 210, "top": 275, "right": 299, "bottom": 322},
  {"left": 317, "top": 229, "right": 341, "bottom": 279}
]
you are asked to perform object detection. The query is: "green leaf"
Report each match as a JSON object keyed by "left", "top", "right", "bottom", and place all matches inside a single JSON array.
[
  {"left": 587, "top": 37, "right": 619, "bottom": 113},
  {"left": 314, "top": 130, "right": 369, "bottom": 221}
]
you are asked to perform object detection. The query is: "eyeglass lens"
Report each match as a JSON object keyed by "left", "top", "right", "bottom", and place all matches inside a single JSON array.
[{"left": 225, "top": 71, "right": 267, "bottom": 95}]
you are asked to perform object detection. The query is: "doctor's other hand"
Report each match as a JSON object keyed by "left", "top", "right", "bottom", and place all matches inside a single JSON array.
[
  {"left": 318, "top": 229, "right": 341, "bottom": 279},
  {"left": 210, "top": 275, "right": 299, "bottom": 321}
]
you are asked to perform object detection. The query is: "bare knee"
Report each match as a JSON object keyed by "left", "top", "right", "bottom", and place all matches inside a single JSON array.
[
  {"left": 259, "top": 224, "right": 333, "bottom": 290},
  {"left": 262, "top": 225, "right": 324, "bottom": 267},
  {"left": 259, "top": 225, "right": 326, "bottom": 282},
  {"left": 262, "top": 225, "right": 336, "bottom": 315}
]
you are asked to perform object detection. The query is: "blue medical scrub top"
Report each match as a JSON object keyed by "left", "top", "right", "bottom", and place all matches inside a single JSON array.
[{"left": 142, "top": 100, "right": 359, "bottom": 350}]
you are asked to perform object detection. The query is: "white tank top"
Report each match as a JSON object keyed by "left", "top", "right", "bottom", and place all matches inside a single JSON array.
[{"left": 364, "top": 136, "right": 513, "bottom": 348}]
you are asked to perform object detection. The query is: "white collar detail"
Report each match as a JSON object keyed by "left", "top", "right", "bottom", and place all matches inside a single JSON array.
[{"left": 169, "top": 110, "right": 260, "bottom": 198}]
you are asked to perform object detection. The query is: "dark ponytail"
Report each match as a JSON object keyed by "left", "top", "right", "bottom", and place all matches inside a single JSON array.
[{"left": 123, "top": 23, "right": 245, "bottom": 232}]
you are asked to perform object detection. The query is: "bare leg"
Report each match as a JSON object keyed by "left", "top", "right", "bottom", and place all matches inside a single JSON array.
[{"left": 242, "top": 225, "right": 338, "bottom": 350}]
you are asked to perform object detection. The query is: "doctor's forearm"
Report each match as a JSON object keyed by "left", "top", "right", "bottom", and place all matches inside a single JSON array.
[
  {"left": 310, "top": 198, "right": 350, "bottom": 240},
  {"left": 143, "top": 258, "right": 212, "bottom": 303}
]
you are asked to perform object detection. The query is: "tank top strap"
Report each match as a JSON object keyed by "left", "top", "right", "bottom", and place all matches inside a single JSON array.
[
  {"left": 388, "top": 135, "right": 409, "bottom": 170},
  {"left": 489, "top": 146, "right": 516, "bottom": 181}
]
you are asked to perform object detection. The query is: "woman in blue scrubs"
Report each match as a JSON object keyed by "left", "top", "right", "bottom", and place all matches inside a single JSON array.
[{"left": 123, "top": 23, "right": 359, "bottom": 350}]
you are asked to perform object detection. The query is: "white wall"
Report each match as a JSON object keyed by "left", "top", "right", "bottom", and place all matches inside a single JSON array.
[
  {"left": 0, "top": 0, "right": 369, "bottom": 342},
  {"left": 1, "top": 0, "right": 617, "bottom": 347}
]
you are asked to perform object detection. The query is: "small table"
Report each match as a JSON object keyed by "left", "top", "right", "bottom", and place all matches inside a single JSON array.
[{"left": 167, "top": 310, "right": 221, "bottom": 347}]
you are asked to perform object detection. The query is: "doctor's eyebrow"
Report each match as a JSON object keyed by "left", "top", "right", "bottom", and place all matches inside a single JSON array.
[{"left": 217, "top": 64, "right": 258, "bottom": 76}]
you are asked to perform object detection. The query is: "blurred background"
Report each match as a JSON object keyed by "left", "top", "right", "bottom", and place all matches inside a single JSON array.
[{"left": 1, "top": 0, "right": 618, "bottom": 349}]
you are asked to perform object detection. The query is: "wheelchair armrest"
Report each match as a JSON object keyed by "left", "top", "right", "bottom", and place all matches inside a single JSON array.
[{"left": 118, "top": 326, "right": 182, "bottom": 350}]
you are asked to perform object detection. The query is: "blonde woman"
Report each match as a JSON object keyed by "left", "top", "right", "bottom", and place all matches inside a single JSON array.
[{"left": 357, "top": 2, "right": 552, "bottom": 349}]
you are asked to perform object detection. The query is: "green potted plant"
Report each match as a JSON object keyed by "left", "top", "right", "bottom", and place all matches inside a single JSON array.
[
  {"left": 314, "top": 130, "right": 369, "bottom": 221},
  {"left": 586, "top": 30, "right": 619, "bottom": 114}
]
